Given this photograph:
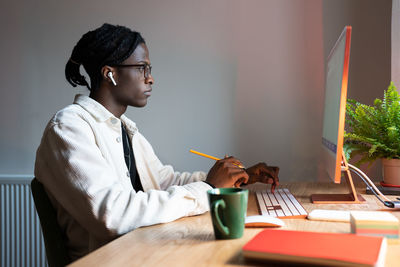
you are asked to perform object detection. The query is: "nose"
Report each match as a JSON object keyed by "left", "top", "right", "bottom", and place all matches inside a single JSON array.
[{"left": 145, "top": 74, "right": 154, "bottom": 85}]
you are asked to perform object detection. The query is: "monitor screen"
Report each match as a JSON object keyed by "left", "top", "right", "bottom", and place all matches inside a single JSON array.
[{"left": 321, "top": 26, "right": 352, "bottom": 183}]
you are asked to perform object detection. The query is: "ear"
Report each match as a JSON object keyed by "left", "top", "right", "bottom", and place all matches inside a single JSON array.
[{"left": 100, "top": 65, "right": 117, "bottom": 82}]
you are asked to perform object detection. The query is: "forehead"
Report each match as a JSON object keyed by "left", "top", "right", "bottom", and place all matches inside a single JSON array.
[{"left": 123, "top": 43, "right": 150, "bottom": 64}]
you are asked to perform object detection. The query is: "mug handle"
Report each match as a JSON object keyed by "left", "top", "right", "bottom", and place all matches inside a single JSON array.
[{"left": 212, "top": 199, "right": 230, "bottom": 236}]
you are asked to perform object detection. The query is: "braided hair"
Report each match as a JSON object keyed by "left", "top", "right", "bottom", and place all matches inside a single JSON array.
[{"left": 65, "top": 23, "right": 145, "bottom": 91}]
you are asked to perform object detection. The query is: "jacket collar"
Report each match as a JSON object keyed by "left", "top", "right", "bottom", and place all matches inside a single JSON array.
[{"left": 73, "top": 94, "right": 138, "bottom": 134}]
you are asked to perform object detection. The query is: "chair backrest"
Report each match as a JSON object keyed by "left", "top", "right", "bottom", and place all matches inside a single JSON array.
[{"left": 31, "top": 178, "right": 71, "bottom": 267}]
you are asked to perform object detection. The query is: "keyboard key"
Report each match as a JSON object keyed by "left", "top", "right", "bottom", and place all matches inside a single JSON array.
[{"left": 256, "top": 188, "right": 307, "bottom": 219}]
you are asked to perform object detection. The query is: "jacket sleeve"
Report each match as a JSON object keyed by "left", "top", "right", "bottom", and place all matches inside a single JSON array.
[
  {"left": 131, "top": 132, "right": 209, "bottom": 190},
  {"left": 159, "top": 166, "right": 208, "bottom": 189},
  {"left": 35, "top": 117, "right": 211, "bottom": 244}
]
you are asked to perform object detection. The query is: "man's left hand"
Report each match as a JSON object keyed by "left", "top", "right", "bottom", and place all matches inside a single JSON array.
[{"left": 244, "top": 163, "right": 280, "bottom": 193}]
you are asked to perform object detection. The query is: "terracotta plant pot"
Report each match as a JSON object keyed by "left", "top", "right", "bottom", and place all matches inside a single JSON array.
[{"left": 382, "top": 158, "right": 400, "bottom": 186}]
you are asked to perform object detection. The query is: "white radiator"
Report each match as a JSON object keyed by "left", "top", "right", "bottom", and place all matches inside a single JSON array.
[{"left": 0, "top": 175, "right": 47, "bottom": 267}]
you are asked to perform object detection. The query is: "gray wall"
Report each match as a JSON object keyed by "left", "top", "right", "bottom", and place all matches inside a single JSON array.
[{"left": 0, "top": 0, "right": 391, "bottom": 182}]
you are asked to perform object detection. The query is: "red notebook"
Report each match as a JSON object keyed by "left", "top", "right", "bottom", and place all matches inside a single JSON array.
[{"left": 243, "top": 229, "right": 387, "bottom": 267}]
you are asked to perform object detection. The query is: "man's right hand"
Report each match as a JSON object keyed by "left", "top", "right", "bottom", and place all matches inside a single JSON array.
[{"left": 205, "top": 156, "right": 249, "bottom": 188}]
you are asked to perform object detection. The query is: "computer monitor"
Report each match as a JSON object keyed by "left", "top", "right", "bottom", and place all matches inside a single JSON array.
[
  {"left": 322, "top": 26, "right": 351, "bottom": 184},
  {"left": 311, "top": 26, "right": 365, "bottom": 203}
]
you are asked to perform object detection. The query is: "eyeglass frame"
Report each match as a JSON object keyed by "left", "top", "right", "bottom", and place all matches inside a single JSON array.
[{"left": 110, "top": 64, "right": 152, "bottom": 79}]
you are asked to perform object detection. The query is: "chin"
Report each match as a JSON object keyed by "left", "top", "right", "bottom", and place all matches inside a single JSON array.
[{"left": 131, "top": 100, "right": 148, "bottom": 108}]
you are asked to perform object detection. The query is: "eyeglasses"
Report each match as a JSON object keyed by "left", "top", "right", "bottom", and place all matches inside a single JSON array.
[{"left": 111, "top": 64, "right": 152, "bottom": 79}]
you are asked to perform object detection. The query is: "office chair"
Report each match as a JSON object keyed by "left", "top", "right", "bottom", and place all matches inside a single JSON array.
[{"left": 31, "top": 178, "right": 71, "bottom": 267}]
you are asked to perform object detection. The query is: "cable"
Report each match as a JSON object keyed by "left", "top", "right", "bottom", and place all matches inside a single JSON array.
[
  {"left": 348, "top": 168, "right": 387, "bottom": 206},
  {"left": 347, "top": 163, "right": 400, "bottom": 208},
  {"left": 347, "top": 164, "right": 390, "bottom": 201}
]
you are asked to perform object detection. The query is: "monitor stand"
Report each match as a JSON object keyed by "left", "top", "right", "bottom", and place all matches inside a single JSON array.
[{"left": 311, "top": 152, "right": 365, "bottom": 204}]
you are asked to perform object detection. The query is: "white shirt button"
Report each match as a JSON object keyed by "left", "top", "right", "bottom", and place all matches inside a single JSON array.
[
  {"left": 126, "top": 171, "right": 130, "bottom": 177},
  {"left": 116, "top": 137, "right": 121, "bottom": 143},
  {"left": 111, "top": 118, "right": 118, "bottom": 124}
]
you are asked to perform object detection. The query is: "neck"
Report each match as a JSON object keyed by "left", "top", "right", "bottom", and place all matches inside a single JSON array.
[{"left": 89, "top": 88, "right": 127, "bottom": 118}]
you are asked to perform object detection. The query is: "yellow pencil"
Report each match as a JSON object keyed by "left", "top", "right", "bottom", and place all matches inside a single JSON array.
[{"left": 189, "top": 149, "right": 245, "bottom": 169}]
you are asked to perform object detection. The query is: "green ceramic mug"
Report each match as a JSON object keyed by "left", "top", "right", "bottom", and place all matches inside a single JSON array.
[{"left": 207, "top": 188, "right": 248, "bottom": 239}]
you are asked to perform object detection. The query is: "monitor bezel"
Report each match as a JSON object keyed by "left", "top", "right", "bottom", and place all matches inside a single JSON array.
[{"left": 321, "top": 26, "right": 352, "bottom": 184}]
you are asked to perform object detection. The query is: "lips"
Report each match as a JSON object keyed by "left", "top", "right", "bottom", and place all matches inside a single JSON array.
[{"left": 144, "top": 88, "right": 152, "bottom": 96}]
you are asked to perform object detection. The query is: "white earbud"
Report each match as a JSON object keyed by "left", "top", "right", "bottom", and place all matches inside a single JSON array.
[{"left": 107, "top": 72, "right": 117, "bottom": 86}]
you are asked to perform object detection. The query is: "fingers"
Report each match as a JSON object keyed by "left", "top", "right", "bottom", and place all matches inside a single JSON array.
[
  {"left": 212, "top": 159, "right": 280, "bottom": 192},
  {"left": 220, "top": 156, "right": 242, "bottom": 165},
  {"left": 264, "top": 167, "right": 279, "bottom": 193},
  {"left": 271, "top": 178, "right": 277, "bottom": 193},
  {"left": 224, "top": 167, "right": 248, "bottom": 188},
  {"left": 258, "top": 165, "right": 280, "bottom": 184},
  {"left": 234, "top": 177, "right": 247, "bottom": 188},
  {"left": 259, "top": 164, "right": 279, "bottom": 177},
  {"left": 246, "top": 163, "right": 280, "bottom": 193},
  {"left": 206, "top": 157, "right": 248, "bottom": 188},
  {"left": 217, "top": 156, "right": 244, "bottom": 170},
  {"left": 234, "top": 171, "right": 250, "bottom": 188}
]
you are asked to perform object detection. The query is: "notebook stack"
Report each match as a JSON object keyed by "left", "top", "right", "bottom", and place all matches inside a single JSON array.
[{"left": 350, "top": 211, "right": 399, "bottom": 239}]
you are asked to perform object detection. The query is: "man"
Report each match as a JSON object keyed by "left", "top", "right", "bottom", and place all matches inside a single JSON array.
[{"left": 35, "top": 23, "right": 279, "bottom": 261}]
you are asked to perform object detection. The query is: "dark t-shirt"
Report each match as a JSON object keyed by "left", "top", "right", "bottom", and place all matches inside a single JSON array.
[{"left": 121, "top": 124, "right": 144, "bottom": 192}]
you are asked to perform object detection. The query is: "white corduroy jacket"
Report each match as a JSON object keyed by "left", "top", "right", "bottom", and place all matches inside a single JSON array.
[{"left": 34, "top": 94, "right": 211, "bottom": 261}]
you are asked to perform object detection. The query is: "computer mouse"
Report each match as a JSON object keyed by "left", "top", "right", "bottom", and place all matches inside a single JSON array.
[{"left": 245, "top": 215, "right": 285, "bottom": 228}]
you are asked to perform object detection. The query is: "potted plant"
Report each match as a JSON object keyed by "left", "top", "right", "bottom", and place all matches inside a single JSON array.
[{"left": 344, "top": 82, "right": 400, "bottom": 186}]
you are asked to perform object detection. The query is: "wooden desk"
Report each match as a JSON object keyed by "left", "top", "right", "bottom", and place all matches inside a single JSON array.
[{"left": 69, "top": 182, "right": 400, "bottom": 266}]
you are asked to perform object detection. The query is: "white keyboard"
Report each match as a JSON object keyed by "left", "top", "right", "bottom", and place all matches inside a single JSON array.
[{"left": 256, "top": 188, "right": 308, "bottom": 219}]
